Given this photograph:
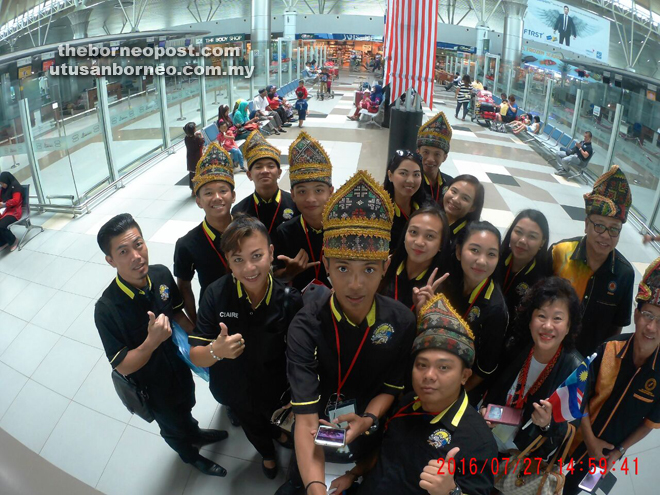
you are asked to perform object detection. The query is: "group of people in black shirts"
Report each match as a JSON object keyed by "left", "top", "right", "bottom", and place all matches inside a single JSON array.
[{"left": 94, "top": 110, "right": 660, "bottom": 495}]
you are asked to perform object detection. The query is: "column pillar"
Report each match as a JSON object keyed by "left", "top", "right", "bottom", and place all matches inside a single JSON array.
[
  {"left": 501, "top": 0, "right": 527, "bottom": 67},
  {"left": 476, "top": 24, "right": 490, "bottom": 56},
  {"left": 251, "top": 0, "right": 271, "bottom": 90},
  {"left": 67, "top": 9, "right": 91, "bottom": 40}
]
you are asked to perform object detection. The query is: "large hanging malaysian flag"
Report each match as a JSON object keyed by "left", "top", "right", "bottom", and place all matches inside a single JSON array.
[{"left": 383, "top": 0, "right": 439, "bottom": 109}]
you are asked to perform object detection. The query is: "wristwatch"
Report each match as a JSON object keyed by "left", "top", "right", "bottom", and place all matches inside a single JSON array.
[
  {"left": 448, "top": 484, "right": 462, "bottom": 495},
  {"left": 361, "top": 413, "right": 379, "bottom": 435},
  {"left": 616, "top": 445, "right": 626, "bottom": 456}
]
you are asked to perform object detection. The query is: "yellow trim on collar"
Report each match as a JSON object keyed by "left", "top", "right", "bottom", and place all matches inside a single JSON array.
[
  {"left": 505, "top": 252, "right": 512, "bottom": 266},
  {"left": 202, "top": 219, "right": 216, "bottom": 241},
  {"left": 526, "top": 258, "right": 537, "bottom": 275},
  {"left": 468, "top": 278, "right": 489, "bottom": 304},
  {"left": 254, "top": 189, "right": 282, "bottom": 205},
  {"left": 485, "top": 280, "right": 494, "bottom": 300},
  {"left": 300, "top": 215, "right": 323, "bottom": 234},
  {"left": 411, "top": 392, "right": 468, "bottom": 426},
  {"left": 115, "top": 275, "right": 152, "bottom": 300},
  {"left": 237, "top": 274, "right": 274, "bottom": 308},
  {"left": 397, "top": 261, "right": 428, "bottom": 281},
  {"left": 331, "top": 295, "right": 377, "bottom": 327},
  {"left": 452, "top": 220, "right": 467, "bottom": 235},
  {"left": 505, "top": 252, "right": 537, "bottom": 275}
]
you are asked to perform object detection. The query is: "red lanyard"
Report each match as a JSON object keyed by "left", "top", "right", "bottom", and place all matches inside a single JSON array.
[
  {"left": 463, "top": 278, "right": 489, "bottom": 320},
  {"left": 394, "top": 271, "right": 416, "bottom": 311},
  {"left": 508, "top": 346, "right": 562, "bottom": 409},
  {"left": 301, "top": 217, "right": 323, "bottom": 282},
  {"left": 396, "top": 203, "right": 411, "bottom": 222},
  {"left": 384, "top": 399, "right": 441, "bottom": 431},
  {"left": 202, "top": 223, "right": 229, "bottom": 271},
  {"left": 253, "top": 194, "right": 282, "bottom": 235},
  {"left": 332, "top": 309, "right": 371, "bottom": 398},
  {"left": 502, "top": 261, "right": 516, "bottom": 295},
  {"left": 427, "top": 178, "right": 441, "bottom": 203}
]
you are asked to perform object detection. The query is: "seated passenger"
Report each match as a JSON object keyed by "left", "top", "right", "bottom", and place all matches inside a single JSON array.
[
  {"left": 216, "top": 119, "right": 246, "bottom": 172},
  {"left": 380, "top": 205, "right": 449, "bottom": 311},
  {"left": 331, "top": 294, "right": 498, "bottom": 495},
  {"left": 383, "top": 149, "right": 426, "bottom": 250},
  {"left": 189, "top": 215, "right": 303, "bottom": 479},
  {"left": 480, "top": 277, "right": 584, "bottom": 459},
  {"left": 232, "top": 100, "right": 265, "bottom": 139},
  {"left": 347, "top": 91, "right": 373, "bottom": 120},
  {"left": 555, "top": 130, "right": 594, "bottom": 176},
  {"left": 0, "top": 171, "right": 22, "bottom": 252},
  {"left": 563, "top": 258, "right": 660, "bottom": 494}
]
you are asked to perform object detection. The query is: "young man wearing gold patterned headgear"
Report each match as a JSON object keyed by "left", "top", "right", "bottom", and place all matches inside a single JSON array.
[
  {"left": 562, "top": 257, "right": 660, "bottom": 495},
  {"left": 330, "top": 294, "right": 497, "bottom": 495},
  {"left": 276, "top": 171, "right": 417, "bottom": 495},
  {"left": 416, "top": 112, "right": 453, "bottom": 204},
  {"left": 551, "top": 165, "right": 635, "bottom": 356},
  {"left": 173, "top": 142, "right": 242, "bottom": 427},
  {"left": 274, "top": 132, "right": 334, "bottom": 291},
  {"left": 232, "top": 130, "right": 298, "bottom": 236}
]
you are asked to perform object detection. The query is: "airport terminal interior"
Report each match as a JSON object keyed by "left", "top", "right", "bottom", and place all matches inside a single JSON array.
[{"left": 1, "top": 0, "right": 660, "bottom": 494}]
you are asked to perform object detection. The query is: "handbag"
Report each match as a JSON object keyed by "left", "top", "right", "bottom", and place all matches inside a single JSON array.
[
  {"left": 494, "top": 424, "right": 576, "bottom": 495},
  {"left": 111, "top": 370, "right": 155, "bottom": 423}
]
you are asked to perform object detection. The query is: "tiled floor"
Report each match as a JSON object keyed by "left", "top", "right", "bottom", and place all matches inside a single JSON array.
[{"left": 1, "top": 70, "right": 659, "bottom": 495}]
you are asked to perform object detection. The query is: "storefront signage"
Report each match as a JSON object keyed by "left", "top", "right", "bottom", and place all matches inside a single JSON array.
[
  {"left": 436, "top": 41, "right": 476, "bottom": 54},
  {"left": 296, "top": 34, "right": 384, "bottom": 41},
  {"left": 203, "top": 34, "right": 245, "bottom": 44}
]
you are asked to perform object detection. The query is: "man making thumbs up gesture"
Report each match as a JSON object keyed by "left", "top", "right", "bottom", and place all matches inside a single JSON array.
[
  {"left": 95, "top": 214, "right": 228, "bottom": 478},
  {"left": 329, "top": 294, "right": 497, "bottom": 495}
]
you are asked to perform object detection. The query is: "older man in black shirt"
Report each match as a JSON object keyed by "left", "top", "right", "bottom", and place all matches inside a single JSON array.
[{"left": 94, "top": 213, "right": 228, "bottom": 477}]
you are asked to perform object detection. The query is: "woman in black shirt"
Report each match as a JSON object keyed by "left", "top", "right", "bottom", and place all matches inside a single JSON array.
[{"left": 441, "top": 174, "right": 484, "bottom": 244}]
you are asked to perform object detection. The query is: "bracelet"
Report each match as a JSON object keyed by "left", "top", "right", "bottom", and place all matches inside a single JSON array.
[
  {"left": 305, "top": 481, "right": 327, "bottom": 493},
  {"left": 209, "top": 340, "right": 223, "bottom": 361},
  {"left": 541, "top": 422, "right": 551, "bottom": 432}
]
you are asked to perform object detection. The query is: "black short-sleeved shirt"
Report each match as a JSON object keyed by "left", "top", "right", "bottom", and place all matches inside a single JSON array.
[
  {"left": 287, "top": 292, "right": 416, "bottom": 417},
  {"left": 94, "top": 265, "right": 193, "bottom": 408},
  {"left": 231, "top": 189, "right": 298, "bottom": 235},
  {"left": 358, "top": 390, "right": 497, "bottom": 495},
  {"left": 190, "top": 274, "right": 302, "bottom": 408},
  {"left": 390, "top": 202, "right": 420, "bottom": 254},
  {"left": 442, "top": 277, "right": 509, "bottom": 380},
  {"left": 551, "top": 236, "right": 634, "bottom": 356},
  {"left": 173, "top": 219, "right": 229, "bottom": 300},
  {"left": 421, "top": 171, "right": 453, "bottom": 205},
  {"left": 570, "top": 334, "right": 660, "bottom": 465},
  {"left": 273, "top": 215, "right": 329, "bottom": 291},
  {"left": 447, "top": 218, "right": 468, "bottom": 244},
  {"left": 381, "top": 261, "right": 434, "bottom": 311}
]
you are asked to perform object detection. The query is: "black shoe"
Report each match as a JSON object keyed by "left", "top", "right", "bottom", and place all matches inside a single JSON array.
[
  {"left": 226, "top": 407, "right": 241, "bottom": 427},
  {"left": 274, "top": 479, "right": 303, "bottom": 495},
  {"left": 192, "top": 456, "right": 227, "bottom": 477},
  {"left": 196, "top": 428, "right": 229, "bottom": 445},
  {"left": 282, "top": 123, "right": 293, "bottom": 127},
  {"left": 279, "top": 129, "right": 287, "bottom": 133},
  {"left": 262, "top": 460, "right": 278, "bottom": 479}
]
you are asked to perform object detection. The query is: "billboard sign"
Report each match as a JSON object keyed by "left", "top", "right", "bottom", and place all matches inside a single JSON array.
[{"left": 523, "top": 0, "right": 610, "bottom": 62}]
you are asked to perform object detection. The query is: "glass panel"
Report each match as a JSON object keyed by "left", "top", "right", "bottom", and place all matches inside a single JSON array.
[
  {"left": 546, "top": 74, "right": 575, "bottom": 137},
  {"left": 614, "top": 91, "right": 660, "bottom": 223},
  {"left": 164, "top": 74, "right": 202, "bottom": 144},
  {"left": 205, "top": 73, "right": 229, "bottom": 126},
  {"left": 524, "top": 70, "right": 550, "bottom": 118},
  {"left": 107, "top": 77, "right": 164, "bottom": 176},
  {"left": 0, "top": 99, "right": 31, "bottom": 189},
  {"left": 21, "top": 65, "right": 111, "bottom": 203},
  {"left": 574, "top": 80, "right": 621, "bottom": 177}
]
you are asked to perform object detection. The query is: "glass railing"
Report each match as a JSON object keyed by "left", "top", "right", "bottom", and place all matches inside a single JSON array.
[{"left": 0, "top": 38, "right": 304, "bottom": 214}]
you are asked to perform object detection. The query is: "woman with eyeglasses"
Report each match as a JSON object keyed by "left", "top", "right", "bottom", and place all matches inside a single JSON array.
[
  {"left": 383, "top": 150, "right": 428, "bottom": 251},
  {"left": 441, "top": 174, "right": 484, "bottom": 243},
  {"left": 379, "top": 205, "right": 449, "bottom": 311},
  {"left": 480, "top": 277, "right": 584, "bottom": 459},
  {"left": 496, "top": 210, "right": 552, "bottom": 359}
]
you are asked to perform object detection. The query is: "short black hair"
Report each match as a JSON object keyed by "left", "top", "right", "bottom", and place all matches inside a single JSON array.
[
  {"left": 584, "top": 131, "right": 593, "bottom": 139},
  {"left": 183, "top": 122, "right": 196, "bottom": 136},
  {"left": 220, "top": 213, "right": 271, "bottom": 255},
  {"left": 259, "top": 88, "right": 267, "bottom": 94},
  {"left": 97, "top": 213, "right": 143, "bottom": 256}
]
